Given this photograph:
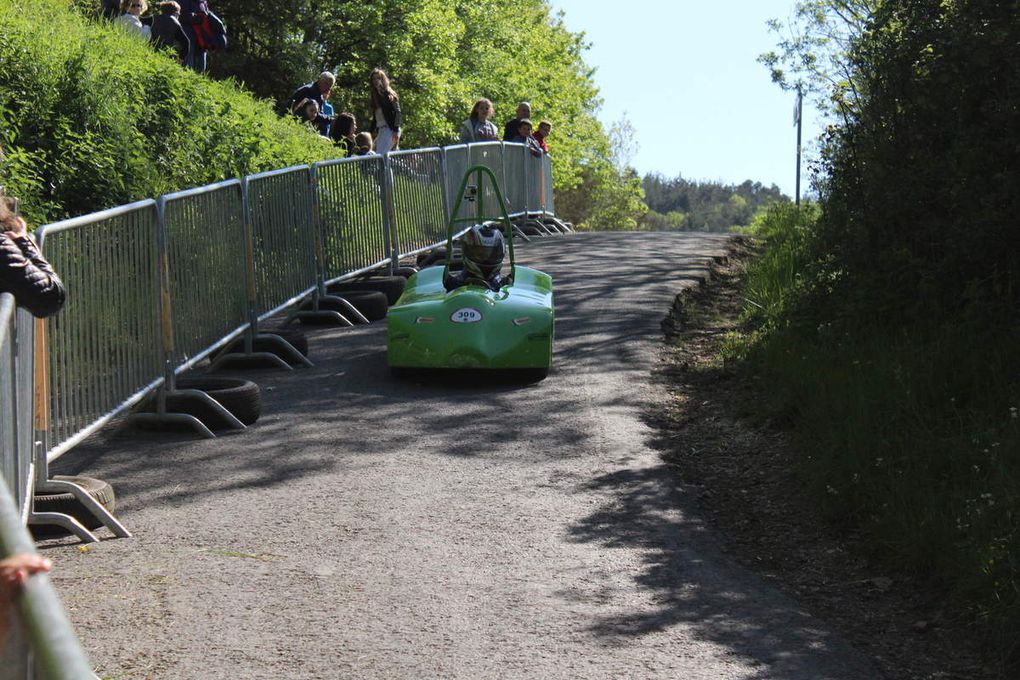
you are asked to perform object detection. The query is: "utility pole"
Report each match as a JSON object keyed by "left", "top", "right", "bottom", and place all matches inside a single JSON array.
[{"left": 794, "top": 86, "right": 803, "bottom": 207}]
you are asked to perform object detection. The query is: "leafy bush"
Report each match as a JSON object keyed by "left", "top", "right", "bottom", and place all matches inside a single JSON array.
[{"left": 0, "top": 0, "right": 338, "bottom": 225}]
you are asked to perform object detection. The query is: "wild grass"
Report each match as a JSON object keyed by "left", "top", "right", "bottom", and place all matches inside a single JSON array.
[{"left": 739, "top": 203, "right": 1020, "bottom": 664}]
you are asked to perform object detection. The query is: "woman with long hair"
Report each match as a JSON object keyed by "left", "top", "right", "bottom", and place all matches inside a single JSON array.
[
  {"left": 458, "top": 98, "right": 498, "bottom": 144},
  {"left": 369, "top": 68, "right": 402, "bottom": 154}
]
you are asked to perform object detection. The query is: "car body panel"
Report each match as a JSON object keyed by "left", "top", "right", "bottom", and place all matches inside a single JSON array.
[{"left": 387, "top": 265, "right": 554, "bottom": 369}]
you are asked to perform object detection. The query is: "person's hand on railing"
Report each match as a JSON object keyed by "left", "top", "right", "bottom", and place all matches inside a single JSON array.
[{"left": 0, "top": 554, "right": 52, "bottom": 645}]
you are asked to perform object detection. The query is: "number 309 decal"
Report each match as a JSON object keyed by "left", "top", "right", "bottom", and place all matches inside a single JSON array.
[{"left": 450, "top": 307, "right": 483, "bottom": 323}]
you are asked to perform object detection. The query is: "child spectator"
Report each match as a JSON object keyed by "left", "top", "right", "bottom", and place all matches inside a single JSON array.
[
  {"left": 354, "top": 132, "right": 378, "bottom": 156},
  {"left": 502, "top": 102, "right": 532, "bottom": 142},
  {"left": 116, "top": 0, "right": 151, "bottom": 40},
  {"left": 293, "top": 98, "right": 334, "bottom": 137},
  {"left": 320, "top": 92, "right": 335, "bottom": 138},
  {"left": 331, "top": 113, "right": 358, "bottom": 157},
  {"left": 510, "top": 119, "right": 544, "bottom": 157},
  {"left": 533, "top": 120, "right": 552, "bottom": 154},
  {"left": 150, "top": 1, "right": 189, "bottom": 64},
  {"left": 369, "top": 68, "right": 402, "bottom": 154},
  {"left": 459, "top": 98, "right": 498, "bottom": 144}
]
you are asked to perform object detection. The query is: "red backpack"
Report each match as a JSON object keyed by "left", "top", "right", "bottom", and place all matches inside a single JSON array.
[{"left": 192, "top": 8, "right": 227, "bottom": 52}]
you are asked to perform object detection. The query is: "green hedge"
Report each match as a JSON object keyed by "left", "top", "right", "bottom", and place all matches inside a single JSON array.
[{"left": 0, "top": 0, "right": 338, "bottom": 225}]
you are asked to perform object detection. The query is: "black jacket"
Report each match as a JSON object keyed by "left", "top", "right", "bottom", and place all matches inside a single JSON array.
[
  {"left": 0, "top": 232, "right": 66, "bottom": 318},
  {"left": 370, "top": 95, "right": 402, "bottom": 133},
  {"left": 151, "top": 14, "right": 190, "bottom": 61}
]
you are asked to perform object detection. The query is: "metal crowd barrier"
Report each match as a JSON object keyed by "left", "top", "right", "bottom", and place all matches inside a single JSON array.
[
  {"left": 543, "top": 154, "right": 556, "bottom": 216},
  {"left": 245, "top": 166, "right": 318, "bottom": 323},
  {"left": 388, "top": 148, "right": 448, "bottom": 258},
  {"left": 313, "top": 156, "right": 393, "bottom": 283},
  {"left": 503, "top": 143, "right": 529, "bottom": 219},
  {"left": 160, "top": 181, "right": 249, "bottom": 371},
  {"left": 0, "top": 295, "right": 33, "bottom": 518},
  {"left": 468, "top": 142, "right": 505, "bottom": 224},
  {"left": 35, "top": 202, "right": 163, "bottom": 463}
]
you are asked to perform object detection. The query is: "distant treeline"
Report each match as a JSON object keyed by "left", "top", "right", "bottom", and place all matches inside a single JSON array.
[{"left": 640, "top": 173, "right": 788, "bottom": 232}]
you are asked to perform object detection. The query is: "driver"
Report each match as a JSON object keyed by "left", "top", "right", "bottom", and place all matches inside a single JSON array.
[{"left": 445, "top": 222, "right": 510, "bottom": 292}]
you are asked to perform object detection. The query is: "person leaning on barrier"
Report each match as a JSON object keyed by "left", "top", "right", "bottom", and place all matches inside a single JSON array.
[
  {"left": 0, "top": 554, "right": 52, "bottom": 648},
  {"left": 0, "top": 193, "right": 66, "bottom": 318},
  {"left": 510, "top": 119, "right": 544, "bottom": 158},
  {"left": 533, "top": 120, "right": 552, "bottom": 155}
]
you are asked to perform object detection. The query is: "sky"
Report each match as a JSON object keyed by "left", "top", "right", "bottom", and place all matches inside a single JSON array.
[{"left": 547, "top": 0, "right": 823, "bottom": 197}]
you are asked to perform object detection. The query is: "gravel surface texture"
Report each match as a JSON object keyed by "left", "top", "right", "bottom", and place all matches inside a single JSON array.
[{"left": 43, "top": 232, "right": 878, "bottom": 679}]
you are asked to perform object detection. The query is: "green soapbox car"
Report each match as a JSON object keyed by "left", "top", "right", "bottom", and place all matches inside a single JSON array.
[{"left": 387, "top": 165, "right": 554, "bottom": 378}]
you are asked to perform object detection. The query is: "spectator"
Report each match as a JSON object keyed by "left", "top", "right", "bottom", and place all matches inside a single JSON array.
[
  {"left": 150, "top": 1, "right": 189, "bottom": 64},
  {"left": 116, "top": 0, "right": 151, "bottom": 40},
  {"left": 293, "top": 98, "right": 334, "bottom": 136},
  {"left": 502, "top": 102, "right": 532, "bottom": 142},
  {"left": 100, "top": 0, "right": 121, "bottom": 19},
  {"left": 285, "top": 71, "right": 335, "bottom": 118},
  {"left": 0, "top": 554, "right": 52, "bottom": 648},
  {"left": 458, "top": 98, "right": 498, "bottom": 144},
  {"left": 177, "top": 0, "right": 209, "bottom": 73},
  {"left": 354, "top": 131, "right": 377, "bottom": 156},
  {"left": 510, "top": 119, "right": 544, "bottom": 157},
  {"left": 320, "top": 92, "right": 335, "bottom": 139},
  {"left": 369, "top": 68, "right": 402, "bottom": 154},
  {"left": 0, "top": 195, "right": 66, "bottom": 318},
  {"left": 533, "top": 120, "right": 552, "bottom": 154},
  {"left": 331, "top": 112, "right": 358, "bottom": 157}
]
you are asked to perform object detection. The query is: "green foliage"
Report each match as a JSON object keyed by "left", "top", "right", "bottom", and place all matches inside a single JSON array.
[
  {"left": 752, "top": 1, "right": 1020, "bottom": 661},
  {"left": 642, "top": 174, "right": 788, "bottom": 232},
  {"left": 0, "top": 0, "right": 338, "bottom": 224}
]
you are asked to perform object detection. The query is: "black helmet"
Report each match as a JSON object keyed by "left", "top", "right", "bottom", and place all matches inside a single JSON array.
[{"left": 461, "top": 222, "right": 505, "bottom": 280}]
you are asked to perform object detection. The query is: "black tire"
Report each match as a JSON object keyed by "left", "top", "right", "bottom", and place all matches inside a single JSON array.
[
  {"left": 328, "top": 276, "right": 406, "bottom": 305},
  {"left": 523, "top": 226, "right": 543, "bottom": 236},
  {"left": 395, "top": 266, "right": 419, "bottom": 279},
  {"left": 170, "top": 376, "right": 261, "bottom": 426},
  {"left": 333, "top": 290, "right": 389, "bottom": 321},
  {"left": 31, "top": 475, "right": 115, "bottom": 536}
]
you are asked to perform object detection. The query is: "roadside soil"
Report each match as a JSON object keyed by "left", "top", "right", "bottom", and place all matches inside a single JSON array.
[{"left": 650, "top": 237, "right": 1003, "bottom": 680}]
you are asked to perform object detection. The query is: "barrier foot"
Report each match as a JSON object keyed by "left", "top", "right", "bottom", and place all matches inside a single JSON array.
[
  {"left": 322, "top": 295, "right": 371, "bottom": 324},
  {"left": 210, "top": 350, "right": 293, "bottom": 372},
  {"left": 173, "top": 389, "right": 247, "bottom": 430},
  {"left": 293, "top": 310, "right": 353, "bottom": 326},
  {"left": 36, "top": 479, "right": 132, "bottom": 539},
  {"left": 526, "top": 219, "right": 554, "bottom": 236},
  {"left": 511, "top": 224, "right": 532, "bottom": 242},
  {"left": 28, "top": 512, "right": 100, "bottom": 544},
  {"left": 547, "top": 217, "right": 573, "bottom": 233},
  {"left": 129, "top": 411, "right": 218, "bottom": 439},
  {"left": 256, "top": 333, "right": 314, "bottom": 367}
]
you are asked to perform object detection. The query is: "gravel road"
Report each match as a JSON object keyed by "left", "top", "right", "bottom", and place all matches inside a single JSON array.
[{"left": 44, "top": 232, "right": 878, "bottom": 679}]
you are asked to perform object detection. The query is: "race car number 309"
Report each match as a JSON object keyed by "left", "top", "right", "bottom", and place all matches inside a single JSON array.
[{"left": 451, "top": 308, "right": 483, "bottom": 323}]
